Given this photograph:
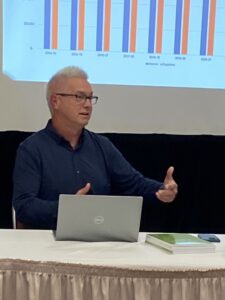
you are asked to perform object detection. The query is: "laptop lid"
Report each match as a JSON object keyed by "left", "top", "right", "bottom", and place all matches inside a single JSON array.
[{"left": 56, "top": 195, "right": 143, "bottom": 242}]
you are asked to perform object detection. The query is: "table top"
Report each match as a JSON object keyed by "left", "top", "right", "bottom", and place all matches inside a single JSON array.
[{"left": 1, "top": 229, "right": 225, "bottom": 271}]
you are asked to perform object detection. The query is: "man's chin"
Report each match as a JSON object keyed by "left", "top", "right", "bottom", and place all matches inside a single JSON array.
[{"left": 80, "top": 119, "right": 90, "bottom": 127}]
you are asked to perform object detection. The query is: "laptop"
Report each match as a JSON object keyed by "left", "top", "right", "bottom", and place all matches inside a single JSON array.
[{"left": 55, "top": 194, "right": 143, "bottom": 242}]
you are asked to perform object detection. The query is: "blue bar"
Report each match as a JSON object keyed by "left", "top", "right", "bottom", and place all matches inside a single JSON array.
[
  {"left": 70, "top": 0, "right": 78, "bottom": 50},
  {"left": 174, "top": 0, "right": 183, "bottom": 55},
  {"left": 96, "top": 0, "right": 104, "bottom": 51},
  {"left": 122, "top": 0, "right": 130, "bottom": 52},
  {"left": 148, "top": 0, "right": 156, "bottom": 53},
  {"left": 200, "top": 0, "right": 209, "bottom": 56},
  {"left": 44, "top": 0, "right": 51, "bottom": 49}
]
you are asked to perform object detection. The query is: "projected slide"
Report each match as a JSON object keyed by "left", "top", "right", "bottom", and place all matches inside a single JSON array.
[{"left": 3, "top": 0, "right": 225, "bottom": 88}]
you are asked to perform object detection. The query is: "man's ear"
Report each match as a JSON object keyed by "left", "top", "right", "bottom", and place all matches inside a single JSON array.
[{"left": 50, "top": 94, "right": 59, "bottom": 109}]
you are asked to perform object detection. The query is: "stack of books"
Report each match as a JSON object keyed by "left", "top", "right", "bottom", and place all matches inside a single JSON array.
[{"left": 145, "top": 233, "right": 216, "bottom": 254}]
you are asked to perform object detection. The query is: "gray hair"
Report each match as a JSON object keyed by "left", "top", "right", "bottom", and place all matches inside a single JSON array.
[{"left": 46, "top": 66, "right": 88, "bottom": 102}]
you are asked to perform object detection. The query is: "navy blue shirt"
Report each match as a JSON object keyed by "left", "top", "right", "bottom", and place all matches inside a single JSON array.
[{"left": 13, "top": 121, "right": 163, "bottom": 229}]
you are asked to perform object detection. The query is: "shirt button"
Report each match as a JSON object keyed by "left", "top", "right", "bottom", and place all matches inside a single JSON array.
[{"left": 76, "top": 170, "right": 80, "bottom": 174}]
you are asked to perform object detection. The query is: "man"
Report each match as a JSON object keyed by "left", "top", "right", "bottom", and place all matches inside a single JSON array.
[{"left": 12, "top": 66, "right": 178, "bottom": 229}]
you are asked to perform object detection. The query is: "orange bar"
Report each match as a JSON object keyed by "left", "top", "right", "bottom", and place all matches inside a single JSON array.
[
  {"left": 52, "top": 0, "right": 58, "bottom": 49},
  {"left": 104, "top": 0, "right": 111, "bottom": 51},
  {"left": 207, "top": 0, "right": 216, "bottom": 56},
  {"left": 129, "top": 0, "right": 138, "bottom": 52},
  {"left": 156, "top": 0, "right": 164, "bottom": 53},
  {"left": 181, "top": 0, "right": 190, "bottom": 55},
  {"left": 78, "top": 0, "right": 85, "bottom": 50}
]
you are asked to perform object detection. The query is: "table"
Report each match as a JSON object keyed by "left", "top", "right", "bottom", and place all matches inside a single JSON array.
[{"left": 0, "top": 230, "right": 225, "bottom": 300}]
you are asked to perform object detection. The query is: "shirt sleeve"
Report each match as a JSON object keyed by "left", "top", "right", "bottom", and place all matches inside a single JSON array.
[
  {"left": 12, "top": 144, "right": 58, "bottom": 229},
  {"left": 101, "top": 138, "right": 163, "bottom": 201}
]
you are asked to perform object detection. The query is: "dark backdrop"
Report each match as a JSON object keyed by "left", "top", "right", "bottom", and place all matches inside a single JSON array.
[{"left": 1, "top": 131, "right": 225, "bottom": 233}]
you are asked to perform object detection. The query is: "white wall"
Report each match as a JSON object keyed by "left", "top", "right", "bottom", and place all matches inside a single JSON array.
[{"left": 1, "top": 2, "right": 225, "bottom": 134}]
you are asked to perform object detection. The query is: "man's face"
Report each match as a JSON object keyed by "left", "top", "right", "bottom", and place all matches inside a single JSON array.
[{"left": 52, "top": 77, "right": 94, "bottom": 129}]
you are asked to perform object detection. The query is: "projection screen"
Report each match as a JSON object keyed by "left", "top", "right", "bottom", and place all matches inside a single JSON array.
[{"left": 1, "top": 0, "right": 225, "bottom": 134}]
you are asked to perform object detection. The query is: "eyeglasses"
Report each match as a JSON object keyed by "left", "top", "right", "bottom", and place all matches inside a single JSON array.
[{"left": 56, "top": 93, "right": 98, "bottom": 105}]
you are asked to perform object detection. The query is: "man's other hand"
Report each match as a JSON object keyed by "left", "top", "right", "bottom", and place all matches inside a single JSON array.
[
  {"left": 155, "top": 166, "right": 178, "bottom": 203},
  {"left": 76, "top": 183, "right": 92, "bottom": 195}
]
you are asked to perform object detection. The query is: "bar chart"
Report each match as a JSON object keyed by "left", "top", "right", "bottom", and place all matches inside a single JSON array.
[
  {"left": 41, "top": 0, "right": 222, "bottom": 55},
  {"left": 3, "top": 0, "right": 225, "bottom": 88}
]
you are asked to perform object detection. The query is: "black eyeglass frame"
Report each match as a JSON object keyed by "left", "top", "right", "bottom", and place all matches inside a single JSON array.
[{"left": 55, "top": 93, "right": 99, "bottom": 105}]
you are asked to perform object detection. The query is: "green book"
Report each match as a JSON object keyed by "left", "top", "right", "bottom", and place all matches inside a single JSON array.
[{"left": 145, "top": 233, "right": 215, "bottom": 254}]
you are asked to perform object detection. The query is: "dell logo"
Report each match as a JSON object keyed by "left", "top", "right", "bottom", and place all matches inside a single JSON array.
[{"left": 94, "top": 216, "right": 104, "bottom": 225}]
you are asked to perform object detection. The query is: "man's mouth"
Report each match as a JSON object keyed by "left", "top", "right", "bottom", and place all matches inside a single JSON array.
[{"left": 79, "top": 112, "right": 90, "bottom": 117}]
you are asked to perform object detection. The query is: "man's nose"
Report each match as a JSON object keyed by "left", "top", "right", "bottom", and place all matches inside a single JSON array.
[{"left": 83, "top": 98, "right": 92, "bottom": 107}]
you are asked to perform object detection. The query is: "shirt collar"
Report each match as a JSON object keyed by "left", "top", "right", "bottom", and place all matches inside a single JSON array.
[{"left": 45, "top": 119, "right": 86, "bottom": 149}]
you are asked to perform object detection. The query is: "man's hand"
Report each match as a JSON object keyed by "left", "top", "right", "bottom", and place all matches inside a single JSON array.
[
  {"left": 76, "top": 183, "right": 92, "bottom": 195},
  {"left": 155, "top": 166, "right": 178, "bottom": 203}
]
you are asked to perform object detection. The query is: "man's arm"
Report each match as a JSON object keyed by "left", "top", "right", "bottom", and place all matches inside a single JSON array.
[
  {"left": 100, "top": 138, "right": 177, "bottom": 202},
  {"left": 103, "top": 140, "right": 163, "bottom": 200},
  {"left": 12, "top": 145, "right": 58, "bottom": 229}
]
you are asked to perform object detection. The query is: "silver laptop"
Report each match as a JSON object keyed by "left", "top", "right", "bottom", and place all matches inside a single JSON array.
[{"left": 56, "top": 195, "right": 143, "bottom": 242}]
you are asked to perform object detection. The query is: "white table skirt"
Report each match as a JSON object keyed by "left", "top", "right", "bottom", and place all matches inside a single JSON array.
[{"left": 0, "top": 230, "right": 225, "bottom": 300}]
